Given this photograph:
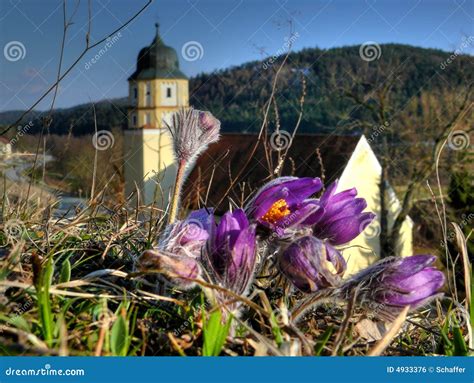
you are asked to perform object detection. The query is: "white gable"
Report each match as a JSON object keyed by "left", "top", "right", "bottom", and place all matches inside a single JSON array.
[{"left": 337, "top": 135, "right": 413, "bottom": 275}]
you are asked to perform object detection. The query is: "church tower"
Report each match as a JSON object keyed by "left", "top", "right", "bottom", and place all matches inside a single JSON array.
[{"left": 124, "top": 24, "right": 189, "bottom": 205}]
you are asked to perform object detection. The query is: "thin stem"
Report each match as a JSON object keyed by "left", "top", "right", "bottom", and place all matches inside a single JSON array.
[
  {"left": 168, "top": 160, "right": 186, "bottom": 224},
  {"left": 91, "top": 103, "right": 98, "bottom": 201},
  {"left": 290, "top": 288, "right": 338, "bottom": 323},
  {"left": 332, "top": 289, "right": 357, "bottom": 355}
]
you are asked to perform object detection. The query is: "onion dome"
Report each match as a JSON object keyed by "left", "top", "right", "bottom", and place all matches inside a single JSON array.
[{"left": 129, "top": 23, "right": 187, "bottom": 80}]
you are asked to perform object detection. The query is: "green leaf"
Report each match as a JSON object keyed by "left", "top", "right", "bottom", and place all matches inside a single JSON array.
[
  {"left": 38, "top": 257, "right": 54, "bottom": 347},
  {"left": 110, "top": 315, "right": 128, "bottom": 356},
  {"left": 438, "top": 308, "right": 469, "bottom": 356},
  {"left": 450, "top": 316, "right": 468, "bottom": 356},
  {"left": 8, "top": 315, "right": 31, "bottom": 333},
  {"left": 203, "top": 310, "right": 232, "bottom": 356},
  {"left": 314, "top": 326, "right": 333, "bottom": 356},
  {"left": 269, "top": 312, "right": 283, "bottom": 346},
  {"left": 439, "top": 328, "right": 453, "bottom": 356},
  {"left": 59, "top": 259, "right": 71, "bottom": 283}
]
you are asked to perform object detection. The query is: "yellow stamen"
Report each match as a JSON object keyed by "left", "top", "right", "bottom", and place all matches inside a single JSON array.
[{"left": 261, "top": 199, "right": 291, "bottom": 224}]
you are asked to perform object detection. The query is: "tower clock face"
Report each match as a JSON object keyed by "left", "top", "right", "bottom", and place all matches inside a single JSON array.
[{"left": 160, "top": 82, "right": 177, "bottom": 106}]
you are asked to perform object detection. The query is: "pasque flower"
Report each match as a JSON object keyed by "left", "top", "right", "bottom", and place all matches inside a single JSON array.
[
  {"left": 340, "top": 254, "right": 445, "bottom": 319},
  {"left": 303, "top": 180, "right": 375, "bottom": 245},
  {"left": 137, "top": 249, "right": 201, "bottom": 290},
  {"left": 278, "top": 236, "right": 346, "bottom": 293},
  {"left": 204, "top": 209, "right": 257, "bottom": 296},
  {"left": 159, "top": 208, "right": 213, "bottom": 258},
  {"left": 137, "top": 209, "right": 212, "bottom": 290},
  {"left": 167, "top": 108, "right": 220, "bottom": 224},
  {"left": 166, "top": 107, "right": 220, "bottom": 168},
  {"left": 245, "top": 177, "right": 323, "bottom": 237}
]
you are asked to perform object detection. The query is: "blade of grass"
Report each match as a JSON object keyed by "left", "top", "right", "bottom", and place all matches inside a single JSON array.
[
  {"left": 202, "top": 310, "right": 232, "bottom": 356},
  {"left": 37, "top": 256, "right": 54, "bottom": 347},
  {"left": 452, "top": 223, "right": 471, "bottom": 312},
  {"left": 314, "top": 326, "right": 334, "bottom": 356}
]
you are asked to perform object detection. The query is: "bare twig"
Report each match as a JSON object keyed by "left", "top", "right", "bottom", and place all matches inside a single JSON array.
[{"left": 1, "top": 0, "right": 152, "bottom": 136}]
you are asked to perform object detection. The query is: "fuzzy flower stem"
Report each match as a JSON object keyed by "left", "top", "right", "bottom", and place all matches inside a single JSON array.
[
  {"left": 168, "top": 159, "right": 187, "bottom": 225},
  {"left": 290, "top": 287, "right": 339, "bottom": 323}
]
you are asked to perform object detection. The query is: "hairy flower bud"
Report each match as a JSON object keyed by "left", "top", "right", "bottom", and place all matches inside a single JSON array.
[
  {"left": 278, "top": 236, "right": 346, "bottom": 293},
  {"left": 137, "top": 249, "right": 201, "bottom": 289},
  {"left": 166, "top": 107, "right": 220, "bottom": 168},
  {"left": 159, "top": 208, "right": 213, "bottom": 258},
  {"left": 198, "top": 110, "right": 220, "bottom": 132},
  {"left": 340, "top": 254, "right": 445, "bottom": 320},
  {"left": 204, "top": 209, "right": 257, "bottom": 296}
]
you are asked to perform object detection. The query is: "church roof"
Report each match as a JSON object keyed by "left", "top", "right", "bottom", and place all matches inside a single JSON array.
[
  {"left": 129, "top": 24, "right": 187, "bottom": 81},
  {"left": 182, "top": 133, "right": 361, "bottom": 213}
]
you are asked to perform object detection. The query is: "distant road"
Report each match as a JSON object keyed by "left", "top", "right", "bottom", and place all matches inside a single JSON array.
[{"left": 2, "top": 153, "right": 54, "bottom": 183}]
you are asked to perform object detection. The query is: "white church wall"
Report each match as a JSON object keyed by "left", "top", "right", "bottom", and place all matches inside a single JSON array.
[{"left": 337, "top": 135, "right": 413, "bottom": 275}]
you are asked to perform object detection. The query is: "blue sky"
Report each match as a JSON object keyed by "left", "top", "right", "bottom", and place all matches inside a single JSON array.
[{"left": 0, "top": 0, "right": 473, "bottom": 111}]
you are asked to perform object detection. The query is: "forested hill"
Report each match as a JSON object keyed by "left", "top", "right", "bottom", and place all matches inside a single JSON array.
[{"left": 1, "top": 44, "right": 472, "bottom": 135}]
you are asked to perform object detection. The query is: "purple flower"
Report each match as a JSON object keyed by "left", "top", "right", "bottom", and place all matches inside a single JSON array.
[
  {"left": 137, "top": 249, "right": 201, "bottom": 290},
  {"left": 377, "top": 255, "right": 445, "bottom": 307},
  {"left": 204, "top": 209, "right": 257, "bottom": 295},
  {"left": 159, "top": 208, "right": 213, "bottom": 258},
  {"left": 304, "top": 180, "right": 375, "bottom": 245},
  {"left": 341, "top": 254, "right": 445, "bottom": 319},
  {"left": 245, "top": 177, "right": 323, "bottom": 236},
  {"left": 278, "top": 236, "right": 346, "bottom": 293}
]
